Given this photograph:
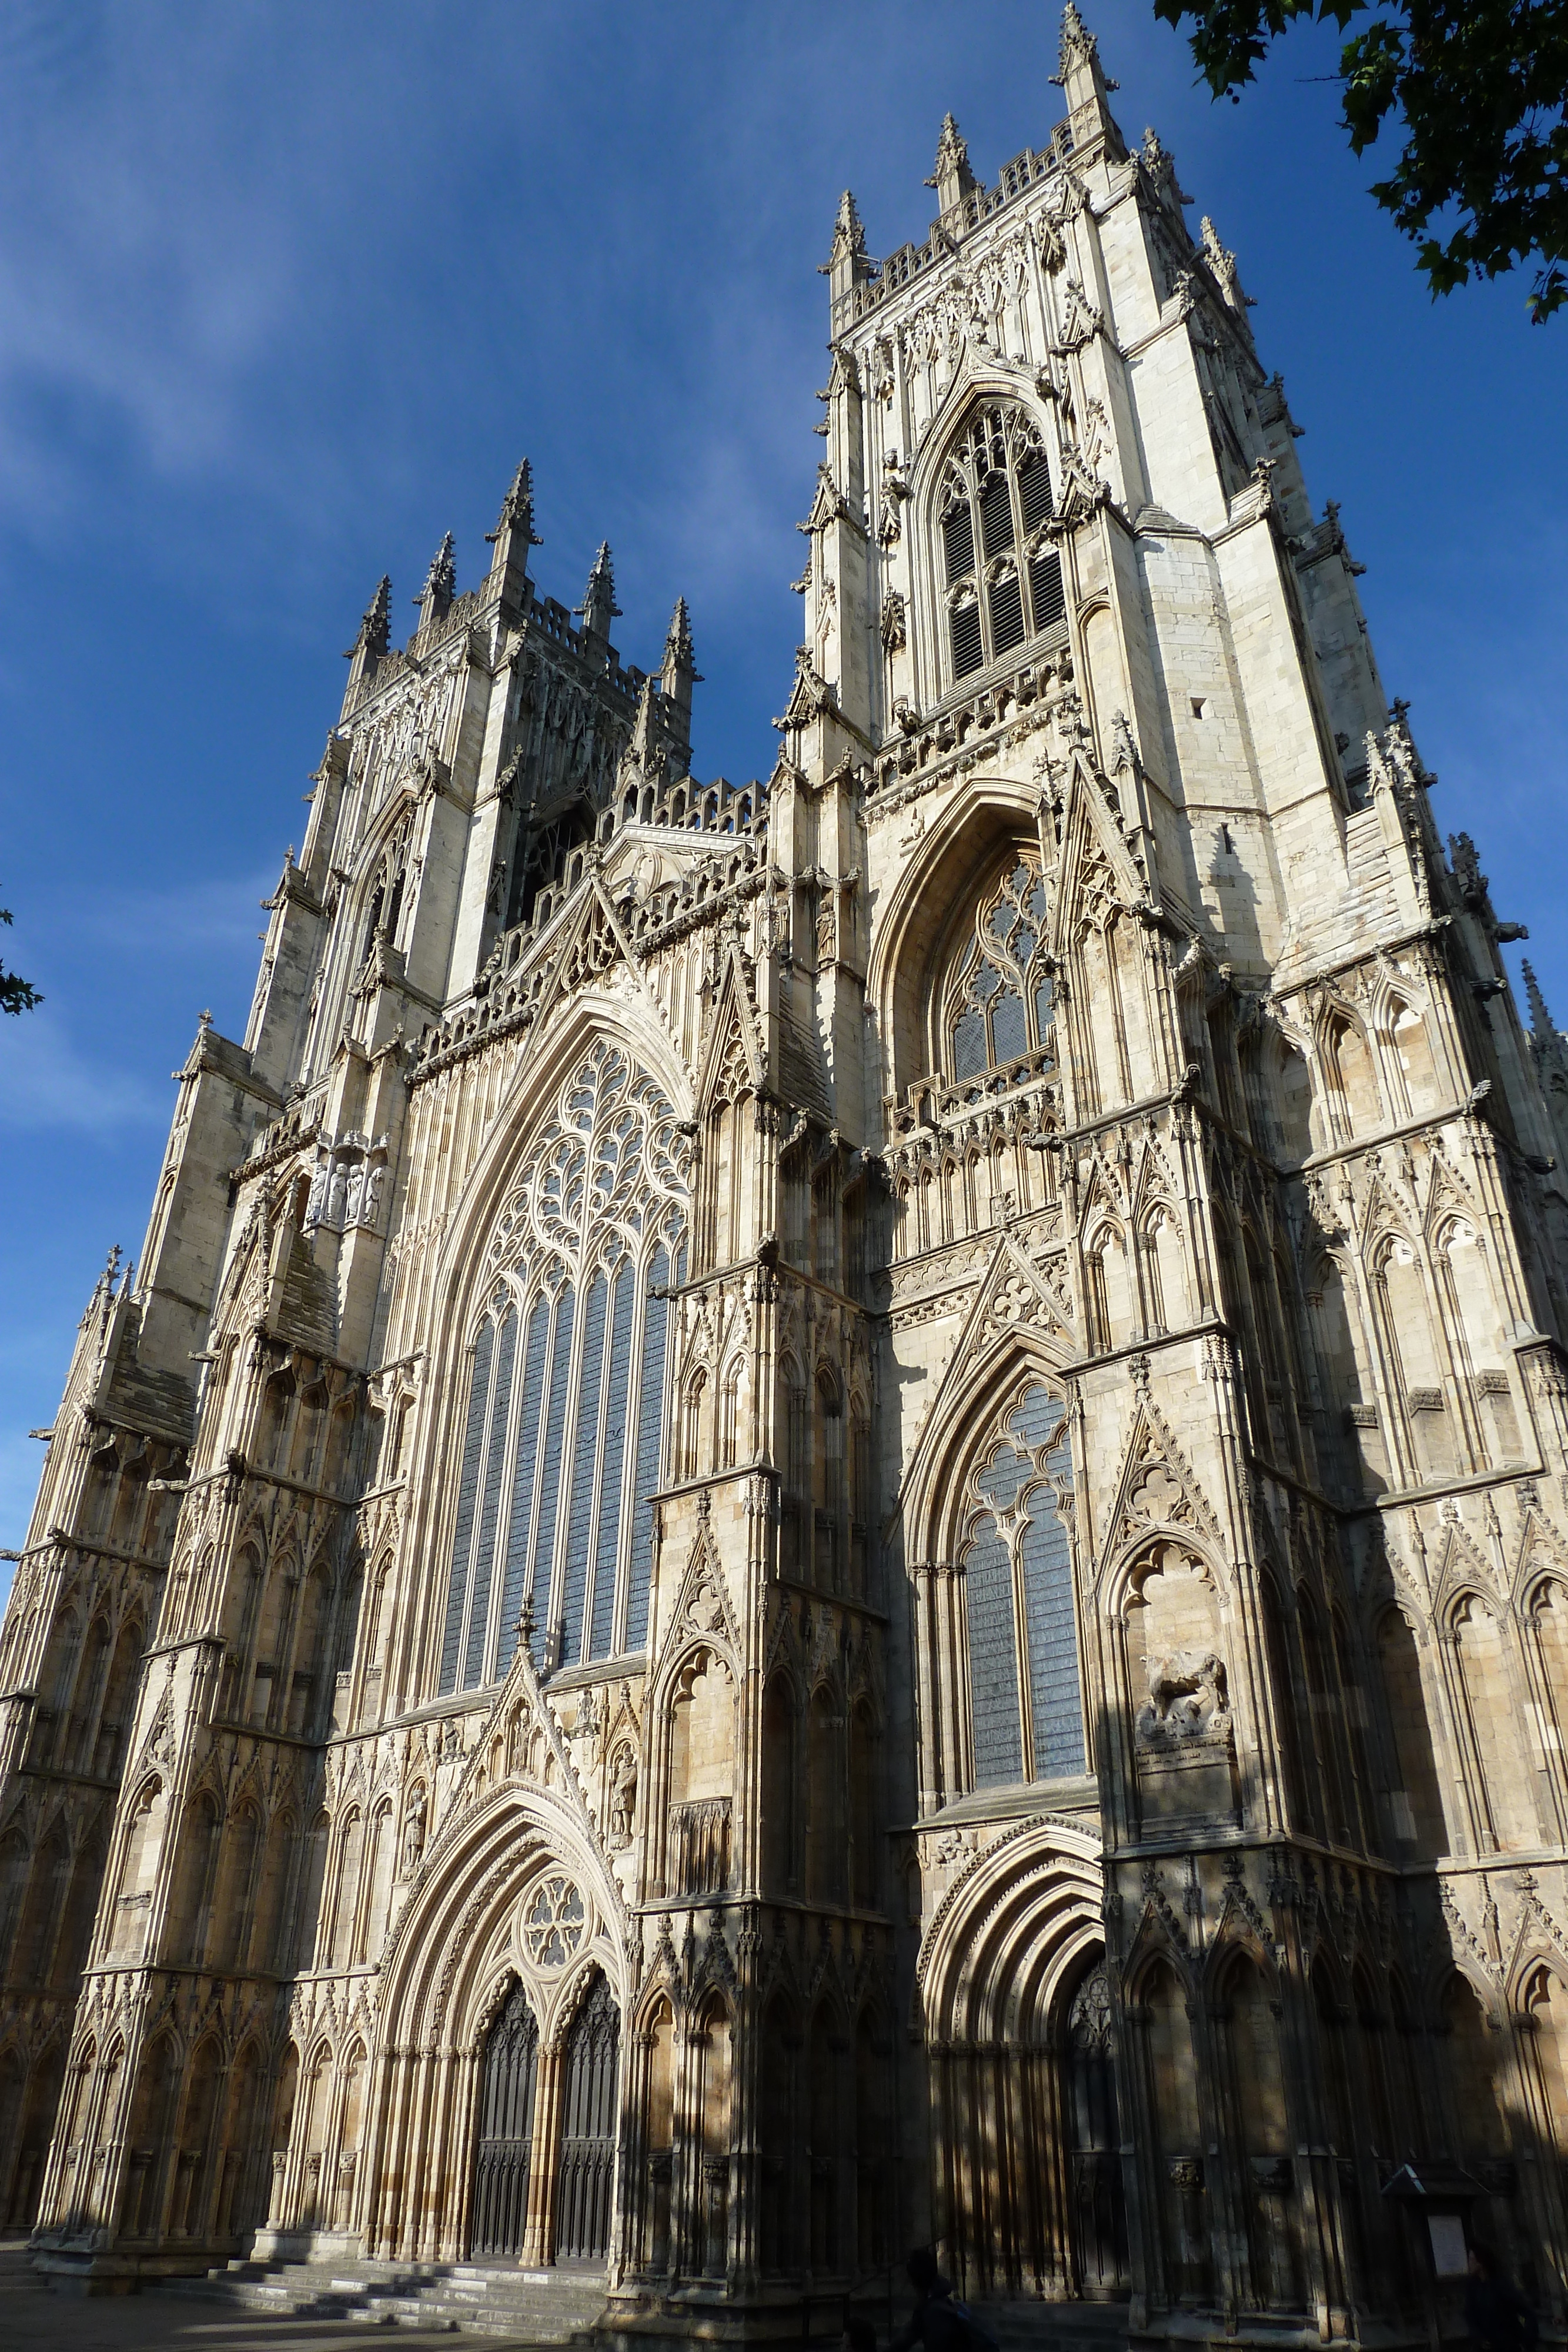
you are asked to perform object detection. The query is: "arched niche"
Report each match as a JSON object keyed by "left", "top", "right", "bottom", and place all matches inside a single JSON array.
[{"left": 1118, "top": 1538, "right": 1236, "bottom": 1834}]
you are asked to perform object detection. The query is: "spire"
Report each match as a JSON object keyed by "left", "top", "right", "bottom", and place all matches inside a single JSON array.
[
  {"left": 1052, "top": 2, "right": 1122, "bottom": 152},
  {"left": 660, "top": 596, "right": 702, "bottom": 738},
  {"left": 925, "top": 114, "right": 977, "bottom": 216},
  {"left": 416, "top": 530, "right": 456, "bottom": 626},
  {"left": 484, "top": 457, "right": 541, "bottom": 602},
  {"left": 1524, "top": 961, "right": 1556, "bottom": 1041},
  {"left": 576, "top": 542, "right": 621, "bottom": 654}
]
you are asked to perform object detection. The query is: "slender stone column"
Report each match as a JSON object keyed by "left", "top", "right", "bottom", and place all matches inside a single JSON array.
[{"left": 521, "top": 2043, "right": 564, "bottom": 2267}]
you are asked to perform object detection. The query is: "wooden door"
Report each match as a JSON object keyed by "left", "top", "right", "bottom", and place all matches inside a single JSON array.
[
  {"left": 472, "top": 1980, "right": 540, "bottom": 2258},
  {"left": 554, "top": 1973, "right": 620, "bottom": 2263}
]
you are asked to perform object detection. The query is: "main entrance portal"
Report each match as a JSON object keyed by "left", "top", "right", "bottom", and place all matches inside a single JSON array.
[{"left": 469, "top": 1970, "right": 621, "bottom": 2266}]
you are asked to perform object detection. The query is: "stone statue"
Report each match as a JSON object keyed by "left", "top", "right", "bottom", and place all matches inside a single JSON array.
[
  {"left": 609, "top": 1748, "right": 637, "bottom": 1848},
  {"left": 400, "top": 1788, "right": 427, "bottom": 1878}
]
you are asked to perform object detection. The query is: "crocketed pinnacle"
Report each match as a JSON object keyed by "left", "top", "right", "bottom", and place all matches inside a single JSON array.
[
  {"left": 664, "top": 596, "right": 696, "bottom": 671},
  {"left": 929, "top": 113, "right": 968, "bottom": 181},
  {"left": 347, "top": 575, "right": 390, "bottom": 660},
  {"left": 418, "top": 531, "right": 456, "bottom": 607},
  {"left": 1523, "top": 960, "right": 1556, "bottom": 1041},
  {"left": 577, "top": 542, "right": 621, "bottom": 636},
  {"left": 487, "top": 457, "right": 542, "bottom": 549}
]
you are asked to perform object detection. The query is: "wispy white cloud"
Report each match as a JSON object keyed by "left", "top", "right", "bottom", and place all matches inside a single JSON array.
[
  {"left": 74, "top": 868, "right": 276, "bottom": 961},
  {"left": 0, "top": 1003, "right": 166, "bottom": 1136}
]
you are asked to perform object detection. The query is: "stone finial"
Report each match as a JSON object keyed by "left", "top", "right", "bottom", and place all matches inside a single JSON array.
[
  {"left": 925, "top": 113, "right": 977, "bottom": 214},
  {"left": 416, "top": 531, "right": 456, "bottom": 617},
  {"left": 576, "top": 542, "right": 621, "bottom": 648},
  {"left": 1058, "top": 0, "right": 1096, "bottom": 71}
]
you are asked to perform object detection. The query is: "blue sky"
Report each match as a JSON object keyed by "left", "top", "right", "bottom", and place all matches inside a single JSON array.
[{"left": 1, "top": 0, "right": 1564, "bottom": 1580}]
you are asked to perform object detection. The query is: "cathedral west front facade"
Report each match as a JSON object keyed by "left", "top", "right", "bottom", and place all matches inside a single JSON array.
[{"left": 8, "top": 14, "right": 1568, "bottom": 2340}]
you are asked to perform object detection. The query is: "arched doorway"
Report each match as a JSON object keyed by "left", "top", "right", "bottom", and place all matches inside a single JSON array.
[
  {"left": 472, "top": 1980, "right": 540, "bottom": 2259},
  {"left": 917, "top": 1817, "right": 1106, "bottom": 2297},
  {"left": 554, "top": 1971, "right": 620, "bottom": 2264}
]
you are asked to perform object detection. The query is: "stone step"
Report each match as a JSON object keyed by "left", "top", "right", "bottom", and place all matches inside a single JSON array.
[{"left": 168, "top": 2257, "right": 607, "bottom": 2340}]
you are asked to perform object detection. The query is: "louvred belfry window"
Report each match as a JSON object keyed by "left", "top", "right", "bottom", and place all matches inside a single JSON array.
[
  {"left": 438, "top": 1042, "right": 689, "bottom": 1693},
  {"left": 939, "top": 404, "right": 1065, "bottom": 683},
  {"left": 945, "top": 853, "right": 1055, "bottom": 1080}
]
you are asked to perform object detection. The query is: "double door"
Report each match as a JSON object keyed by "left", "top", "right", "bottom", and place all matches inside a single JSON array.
[{"left": 471, "top": 1971, "right": 620, "bottom": 2264}]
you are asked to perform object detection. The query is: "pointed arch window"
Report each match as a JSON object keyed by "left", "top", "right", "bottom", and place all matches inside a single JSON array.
[
  {"left": 438, "top": 1043, "right": 690, "bottom": 1693},
  {"left": 944, "top": 853, "right": 1055, "bottom": 1080},
  {"left": 940, "top": 404, "right": 1065, "bottom": 683},
  {"left": 962, "top": 1382, "right": 1084, "bottom": 1786}
]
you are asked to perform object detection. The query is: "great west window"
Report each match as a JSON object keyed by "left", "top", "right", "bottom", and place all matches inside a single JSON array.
[
  {"left": 438, "top": 1043, "right": 690, "bottom": 1692},
  {"left": 940, "top": 403, "right": 1066, "bottom": 683}
]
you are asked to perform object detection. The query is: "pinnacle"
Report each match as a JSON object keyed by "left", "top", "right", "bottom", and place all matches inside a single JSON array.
[
  {"left": 346, "top": 574, "right": 391, "bottom": 660},
  {"left": 1054, "top": 0, "right": 1118, "bottom": 97},
  {"left": 665, "top": 596, "right": 695, "bottom": 667},
  {"left": 833, "top": 188, "right": 865, "bottom": 252},
  {"left": 1523, "top": 960, "right": 1555, "bottom": 1040},
  {"left": 487, "top": 457, "right": 541, "bottom": 549},
  {"left": 419, "top": 530, "right": 456, "bottom": 605},
  {"left": 579, "top": 541, "right": 622, "bottom": 625},
  {"left": 1060, "top": 0, "right": 1095, "bottom": 58},
  {"left": 821, "top": 187, "right": 870, "bottom": 279},
  {"left": 924, "top": 112, "right": 971, "bottom": 192}
]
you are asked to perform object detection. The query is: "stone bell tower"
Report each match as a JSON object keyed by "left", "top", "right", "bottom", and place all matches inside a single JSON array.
[{"left": 5, "top": 9, "right": 1568, "bottom": 2344}]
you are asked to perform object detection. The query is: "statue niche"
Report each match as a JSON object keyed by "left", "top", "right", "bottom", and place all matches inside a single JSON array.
[{"left": 1124, "top": 1541, "right": 1237, "bottom": 1828}]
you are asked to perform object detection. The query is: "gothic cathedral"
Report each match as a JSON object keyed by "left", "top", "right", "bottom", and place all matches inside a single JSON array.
[{"left": 7, "top": 14, "right": 1568, "bottom": 2341}]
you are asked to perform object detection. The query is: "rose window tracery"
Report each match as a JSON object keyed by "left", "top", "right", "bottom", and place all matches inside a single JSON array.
[
  {"left": 439, "top": 1042, "right": 690, "bottom": 1695},
  {"left": 523, "top": 1873, "right": 585, "bottom": 1968}
]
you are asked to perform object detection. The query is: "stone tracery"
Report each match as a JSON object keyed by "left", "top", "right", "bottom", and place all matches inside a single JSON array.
[{"left": 438, "top": 1041, "right": 689, "bottom": 1693}]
